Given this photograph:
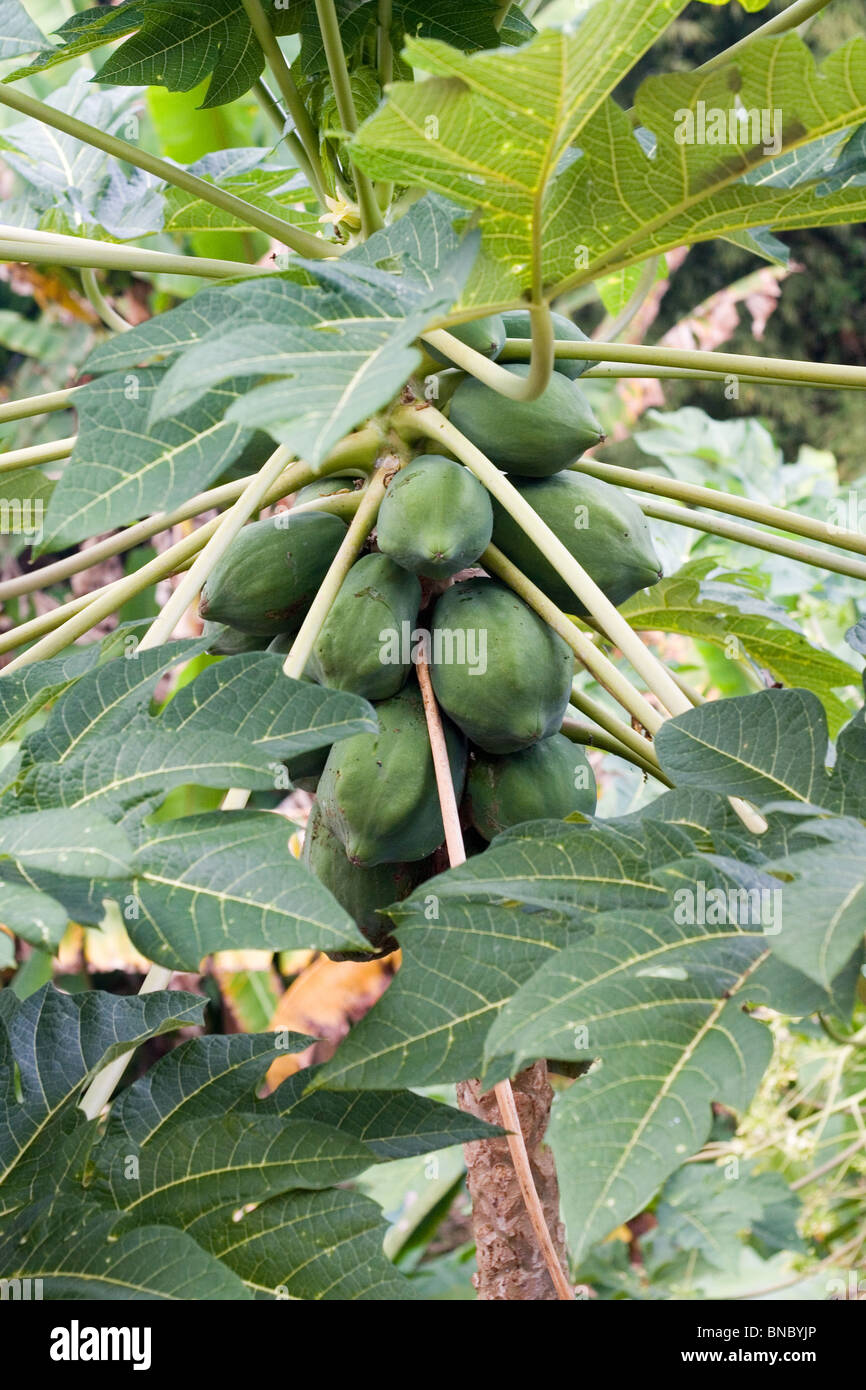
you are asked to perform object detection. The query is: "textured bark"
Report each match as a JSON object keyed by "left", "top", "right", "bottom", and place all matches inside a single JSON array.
[{"left": 457, "top": 1061, "right": 571, "bottom": 1300}]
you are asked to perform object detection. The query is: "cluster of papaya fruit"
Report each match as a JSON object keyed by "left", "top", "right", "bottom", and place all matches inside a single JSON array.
[{"left": 199, "top": 309, "right": 663, "bottom": 959}]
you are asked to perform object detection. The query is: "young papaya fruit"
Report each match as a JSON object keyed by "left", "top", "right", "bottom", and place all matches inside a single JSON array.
[
  {"left": 427, "top": 313, "right": 506, "bottom": 366},
  {"left": 306, "top": 552, "right": 421, "bottom": 699},
  {"left": 429, "top": 578, "right": 573, "bottom": 754},
  {"left": 490, "top": 470, "right": 662, "bottom": 615},
  {"left": 376, "top": 455, "right": 494, "bottom": 580},
  {"left": 201, "top": 621, "right": 270, "bottom": 656},
  {"left": 449, "top": 366, "right": 604, "bottom": 475},
  {"left": 199, "top": 511, "right": 347, "bottom": 636},
  {"left": 467, "top": 733, "right": 596, "bottom": 840},
  {"left": 317, "top": 684, "right": 467, "bottom": 865},
  {"left": 304, "top": 802, "right": 428, "bottom": 960},
  {"left": 501, "top": 309, "right": 594, "bottom": 380},
  {"left": 295, "top": 474, "right": 358, "bottom": 504}
]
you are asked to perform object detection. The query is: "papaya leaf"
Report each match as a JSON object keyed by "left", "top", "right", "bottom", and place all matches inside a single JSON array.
[
  {"left": 764, "top": 818, "right": 866, "bottom": 991},
  {"left": 0, "top": 72, "right": 138, "bottom": 206},
  {"left": 0, "top": 623, "right": 150, "bottom": 746},
  {"left": 645, "top": 1160, "right": 803, "bottom": 1285},
  {"left": 163, "top": 165, "right": 320, "bottom": 236},
  {"left": 353, "top": 26, "right": 866, "bottom": 307},
  {"left": 545, "top": 34, "right": 866, "bottom": 295},
  {"left": 0, "top": 882, "right": 67, "bottom": 950},
  {"left": 0, "top": 808, "right": 131, "bottom": 878},
  {"left": 129, "top": 811, "right": 369, "bottom": 968},
  {"left": 148, "top": 234, "right": 478, "bottom": 464},
  {"left": 351, "top": 1, "right": 693, "bottom": 305},
  {"left": 90, "top": 1033, "right": 490, "bottom": 1296},
  {"left": 196, "top": 1187, "right": 416, "bottom": 1299},
  {"left": 0, "top": 0, "right": 45, "bottom": 58},
  {"left": 267, "top": 1065, "right": 502, "bottom": 1157},
  {"left": 39, "top": 367, "right": 254, "bottom": 549},
  {"left": 0, "top": 1204, "right": 251, "bottom": 1301},
  {"left": 310, "top": 818, "right": 744, "bottom": 1091},
  {"left": 0, "top": 984, "right": 204, "bottom": 1215},
  {"left": 158, "top": 652, "right": 378, "bottom": 758},
  {"left": 21, "top": 640, "right": 207, "bottom": 769},
  {"left": 98, "top": 1073, "right": 380, "bottom": 1227},
  {"left": 620, "top": 565, "right": 860, "bottom": 735},
  {"left": 655, "top": 688, "right": 866, "bottom": 825},
  {"left": 484, "top": 906, "right": 772, "bottom": 1264},
  {"left": 12, "top": 727, "right": 275, "bottom": 815},
  {"left": 299, "top": 0, "right": 509, "bottom": 76},
  {"left": 82, "top": 280, "right": 283, "bottom": 375},
  {"left": 8, "top": 1, "right": 306, "bottom": 109},
  {"left": 655, "top": 688, "right": 836, "bottom": 809}
]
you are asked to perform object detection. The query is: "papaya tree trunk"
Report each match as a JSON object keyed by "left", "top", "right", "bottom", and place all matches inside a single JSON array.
[{"left": 457, "top": 1061, "right": 571, "bottom": 1300}]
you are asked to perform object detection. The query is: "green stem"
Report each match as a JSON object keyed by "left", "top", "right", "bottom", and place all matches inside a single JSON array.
[
  {"left": 314, "top": 0, "right": 384, "bottom": 237},
  {"left": 499, "top": 339, "right": 866, "bottom": 390},
  {"left": 0, "top": 428, "right": 379, "bottom": 602},
  {"left": 283, "top": 465, "right": 389, "bottom": 679},
  {"left": 136, "top": 446, "right": 295, "bottom": 652},
  {"left": 0, "top": 531, "right": 210, "bottom": 669},
  {"left": 638, "top": 497, "right": 866, "bottom": 581},
  {"left": 375, "top": 0, "right": 395, "bottom": 210},
  {"left": 80, "top": 269, "right": 132, "bottom": 334},
  {"left": 0, "top": 456, "right": 332, "bottom": 668},
  {"left": 423, "top": 301, "right": 555, "bottom": 402},
  {"left": 482, "top": 542, "right": 662, "bottom": 734},
  {"left": 0, "top": 235, "right": 270, "bottom": 281},
  {"left": 0, "top": 436, "right": 76, "bottom": 474},
  {"left": 700, "top": 0, "right": 833, "bottom": 74},
  {"left": 0, "top": 492, "right": 361, "bottom": 658},
  {"left": 570, "top": 456, "right": 866, "bottom": 558},
  {"left": 560, "top": 714, "right": 671, "bottom": 786},
  {"left": 397, "top": 403, "right": 690, "bottom": 717},
  {"left": 253, "top": 79, "right": 321, "bottom": 205},
  {"left": 565, "top": 686, "right": 665, "bottom": 777},
  {"left": 0, "top": 83, "right": 334, "bottom": 259},
  {"left": 0, "top": 589, "right": 109, "bottom": 655},
  {"left": 242, "top": 0, "right": 329, "bottom": 207},
  {"left": 0, "top": 386, "right": 80, "bottom": 426}
]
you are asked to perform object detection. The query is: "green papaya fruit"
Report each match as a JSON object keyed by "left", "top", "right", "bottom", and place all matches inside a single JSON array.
[
  {"left": 449, "top": 366, "right": 604, "bottom": 476},
  {"left": 427, "top": 313, "right": 506, "bottom": 366},
  {"left": 199, "top": 511, "right": 347, "bottom": 636},
  {"left": 491, "top": 470, "right": 662, "bottom": 615},
  {"left": 467, "top": 733, "right": 596, "bottom": 840},
  {"left": 295, "top": 474, "right": 358, "bottom": 504},
  {"left": 306, "top": 552, "right": 421, "bottom": 699},
  {"left": 501, "top": 309, "right": 594, "bottom": 380},
  {"left": 376, "top": 455, "right": 493, "bottom": 580},
  {"left": 317, "top": 684, "right": 467, "bottom": 865},
  {"left": 304, "top": 802, "right": 428, "bottom": 960},
  {"left": 201, "top": 621, "right": 270, "bottom": 656},
  {"left": 429, "top": 578, "right": 573, "bottom": 754}
]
